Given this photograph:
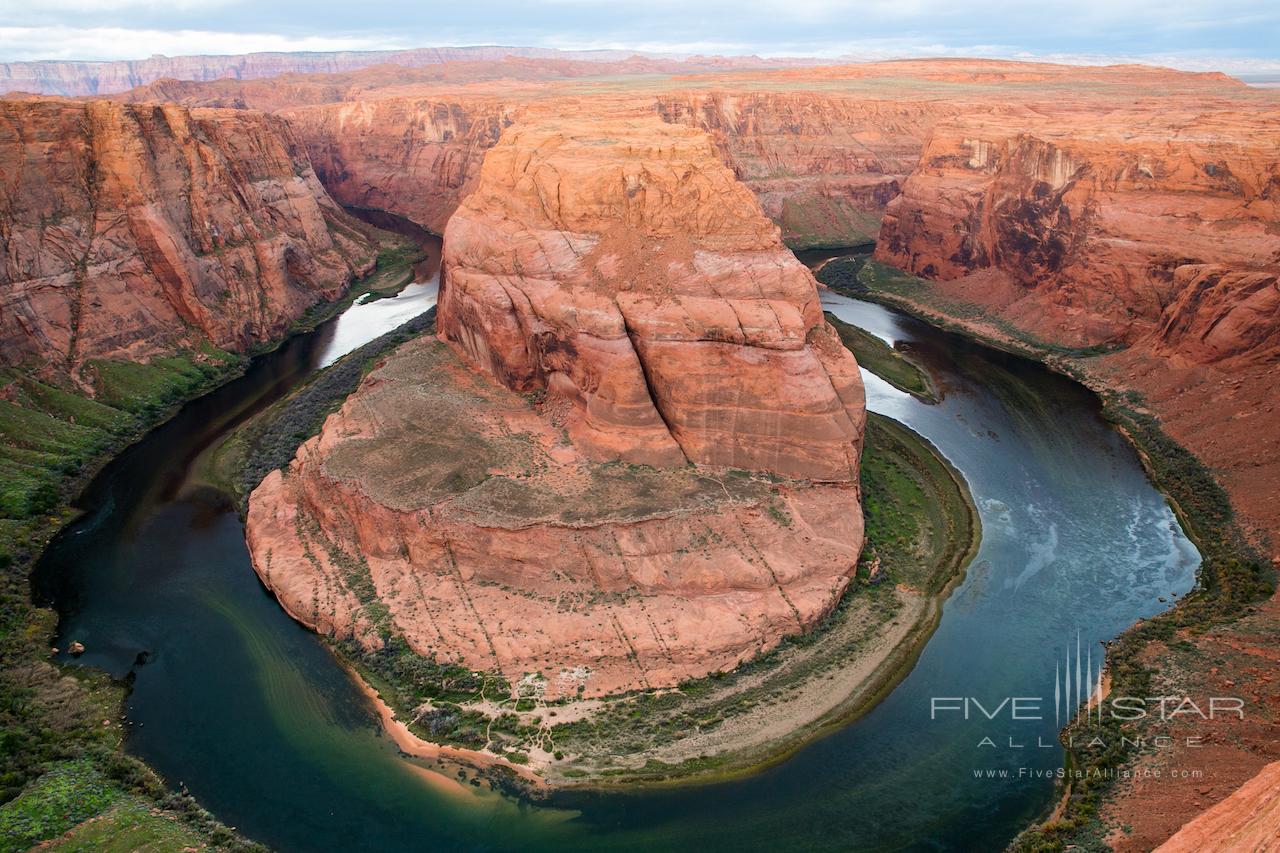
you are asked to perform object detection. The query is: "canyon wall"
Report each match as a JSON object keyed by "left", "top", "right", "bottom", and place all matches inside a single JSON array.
[
  {"left": 876, "top": 107, "right": 1280, "bottom": 350},
  {"left": 276, "top": 90, "right": 945, "bottom": 248},
  {"left": 656, "top": 92, "right": 947, "bottom": 247},
  {"left": 0, "top": 99, "right": 374, "bottom": 376},
  {"left": 872, "top": 100, "right": 1280, "bottom": 545},
  {"left": 280, "top": 97, "right": 518, "bottom": 234}
]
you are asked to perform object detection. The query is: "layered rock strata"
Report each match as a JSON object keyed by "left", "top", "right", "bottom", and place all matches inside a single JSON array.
[
  {"left": 281, "top": 97, "right": 517, "bottom": 234},
  {"left": 437, "top": 112, "right": 866, "bottom": 481},
  {"left": 875, "top": 107, "right": 1280, "bottom": 350},
  {"left": 247, "top": 111, "right": 866, "bottom": 697},
  {"left": 246, "top": 337, "right": 864, "bottom": 698},
  {"left": 0, "top": 99, "right": 374, "bottom": 374}
]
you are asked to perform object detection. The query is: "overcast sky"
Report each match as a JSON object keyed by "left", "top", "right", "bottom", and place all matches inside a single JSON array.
[{"left": 0, "top": 0, "right": 1277, "bottom": 74}]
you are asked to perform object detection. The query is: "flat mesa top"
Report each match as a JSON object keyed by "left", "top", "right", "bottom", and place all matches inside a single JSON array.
[{"left": 318, "top": 336, "right": 778, "bottom": 524}]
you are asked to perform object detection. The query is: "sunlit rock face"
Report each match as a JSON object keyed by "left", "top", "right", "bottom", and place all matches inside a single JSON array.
[
  {"left": 0, "top": 99, "right": 374, "bottom": 374},
  {"left": 439, "top": 109, "right": 866, "bottom": 481}
]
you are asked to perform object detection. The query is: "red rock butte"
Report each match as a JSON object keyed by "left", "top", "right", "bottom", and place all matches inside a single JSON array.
[
  {"left": 439, "top": 110, "right": 866, "bottom": 481},
  {"left": 246, "top": 109, "right": 866, "bottom": 698}
]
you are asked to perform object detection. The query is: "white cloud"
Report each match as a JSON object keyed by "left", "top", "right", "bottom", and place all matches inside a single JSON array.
[
  {"left": 0, "top": 0, "right": 238, "bottom": 14},
  {"left": 0, "top": 27, "right": 406, "bottom": 62}
]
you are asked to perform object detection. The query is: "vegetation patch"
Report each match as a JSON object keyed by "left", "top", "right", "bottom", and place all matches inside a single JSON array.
[
  {"left": 780, "top": 196, "right": 882, "bottom": 250},
  {"left": 824, "top": 311, "right": 935, "bottom": 401},
  {"left": 0, "top": 759, "right": 118, "bottom": 851}
]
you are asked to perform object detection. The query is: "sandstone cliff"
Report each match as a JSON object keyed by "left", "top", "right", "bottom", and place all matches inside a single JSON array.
[
  {"left": 246, "top": 110, "right": 866, "bottom": 697},
  {"left": 274, "top": 90, "right": 946, "bottom": 249},
  {"left": 438, "top": 111, "right": 866, "bottom": 480},
  {"left": 280, "top": 96, "right": 518, "bottom": 234},
  {"left": 656, "top": 92, "right": 948, "bottom": 247},
  {"left": 1154, "top": 760, "right": 1280, "bottom": 852},
  {"left": 876, "top": 106, "right": 1280, "bottom": 350},
  {"left": 0, "top": 99, "right": 374, "bottom": 376}
]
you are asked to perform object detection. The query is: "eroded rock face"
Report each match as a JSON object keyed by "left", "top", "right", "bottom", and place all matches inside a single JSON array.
[
  {"left": 655, "top": 92, "right": 948, "bottom": 248},
  {"left": 247, "top": 110, "right": 866, "bottom": 698},
  {"left": 1150, "top": 265, "right": 1280, "bottom": 367},
  {"left": 281, "top": 97, "right": 517, "bottom": 234},
  {"left": 438, "top": 111, "right": 866, "bottom": 481},
  {"left": 876, "top": 108, "right": 1280, "bottom": 350},
  {"left": 246, "top": 336, "right": 864, "bottom": 698},
  {"left": 0, "top": 99, "right": 373, "bottom": 374},
  {"left": 1154, "top": 761, "right": 1280, "bottom": 853},
  {"left": 276, "top": 91, "right": 945, "bottom": 249}
]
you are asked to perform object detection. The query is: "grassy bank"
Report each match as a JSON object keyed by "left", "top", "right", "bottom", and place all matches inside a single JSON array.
[
  {"left": 0, "top": 348, "right": 255, "bottom": 853},
  {"left": 830, "top": 258, "right": 1273, "bottom": 852},
  {"left": 825, "top": 312, "right": 935, "bottom": 400},
  {"left": 0, "top": 219, "right": 425, "bottom": 850}
]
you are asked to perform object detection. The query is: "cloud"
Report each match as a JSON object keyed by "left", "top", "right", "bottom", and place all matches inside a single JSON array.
[
  {"left": 0, "top": 0, "right": 1274, "bottom": 71},
  {"left": 0, "top": 26, "right": 405, "bottom": 62},
  {"left": 0, "top": 0, "right": 238, "bottom": 10}
]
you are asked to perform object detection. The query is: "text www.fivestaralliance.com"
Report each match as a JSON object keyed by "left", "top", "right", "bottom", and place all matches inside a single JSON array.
[{"left": 973, "top": 767, "right": 1203, "bottom": 780}]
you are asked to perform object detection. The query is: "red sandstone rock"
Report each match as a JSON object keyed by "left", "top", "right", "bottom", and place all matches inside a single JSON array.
[
  {"left": 0, "top": 99, "right": 374, "bottom": 375},
  {"left": 1150, "top": 265, "right": 1280, "bottom": 367},
  {"left": 437, "top": 110, "right": 866, "bottom": 481},
  {"left": 246, "top": 108, "right": 866, "bottom": 699},
  {"left": 876, "top": 107, "right": 1280, "bottom": 349},
  {"left": 1154, "top": 760, "right": 1280, "bottom": 852},
  {"left": 655, "top": 92, "right": 947, "bottom": 247},
  {"left": 281, "top": 96, "right": 517, "bottom": 234},
  {"left": 245, "top": 336, "right": 864, "bottom": 698}
]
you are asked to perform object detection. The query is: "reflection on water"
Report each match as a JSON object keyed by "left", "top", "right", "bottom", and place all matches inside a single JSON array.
[
  {"left": 315, "top": 280, "right": 439, "bottom": 368},
  {"left": 31, "top": 254, "right": 1198, "bottom": 851}
]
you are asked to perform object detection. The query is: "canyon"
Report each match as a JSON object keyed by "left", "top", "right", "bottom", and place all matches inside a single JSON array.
[
  {"left": 0, "top": 47, "right": 820, "bottom": 98},
  {"left": 2, "top": 51, "right": 1277, "bottom": 850},
  {"left": 244, "top": 110, "right": 867, "bottom": 699}
]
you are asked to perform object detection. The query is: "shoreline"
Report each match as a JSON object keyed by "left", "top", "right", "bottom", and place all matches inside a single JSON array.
[
  {"left": 347, "top": 662, "right": 548, "bottom": 792},
  {"left": 337, "top": 412, "right": 981, "bottom": 794},
  {"left": 827, "top": 264, "right": 1274, "bottom": 851}
]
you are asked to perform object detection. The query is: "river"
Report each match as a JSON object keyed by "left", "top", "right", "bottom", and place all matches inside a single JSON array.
[{"left": 30, "top": 245, "right": 1199, "bottom": 852}]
